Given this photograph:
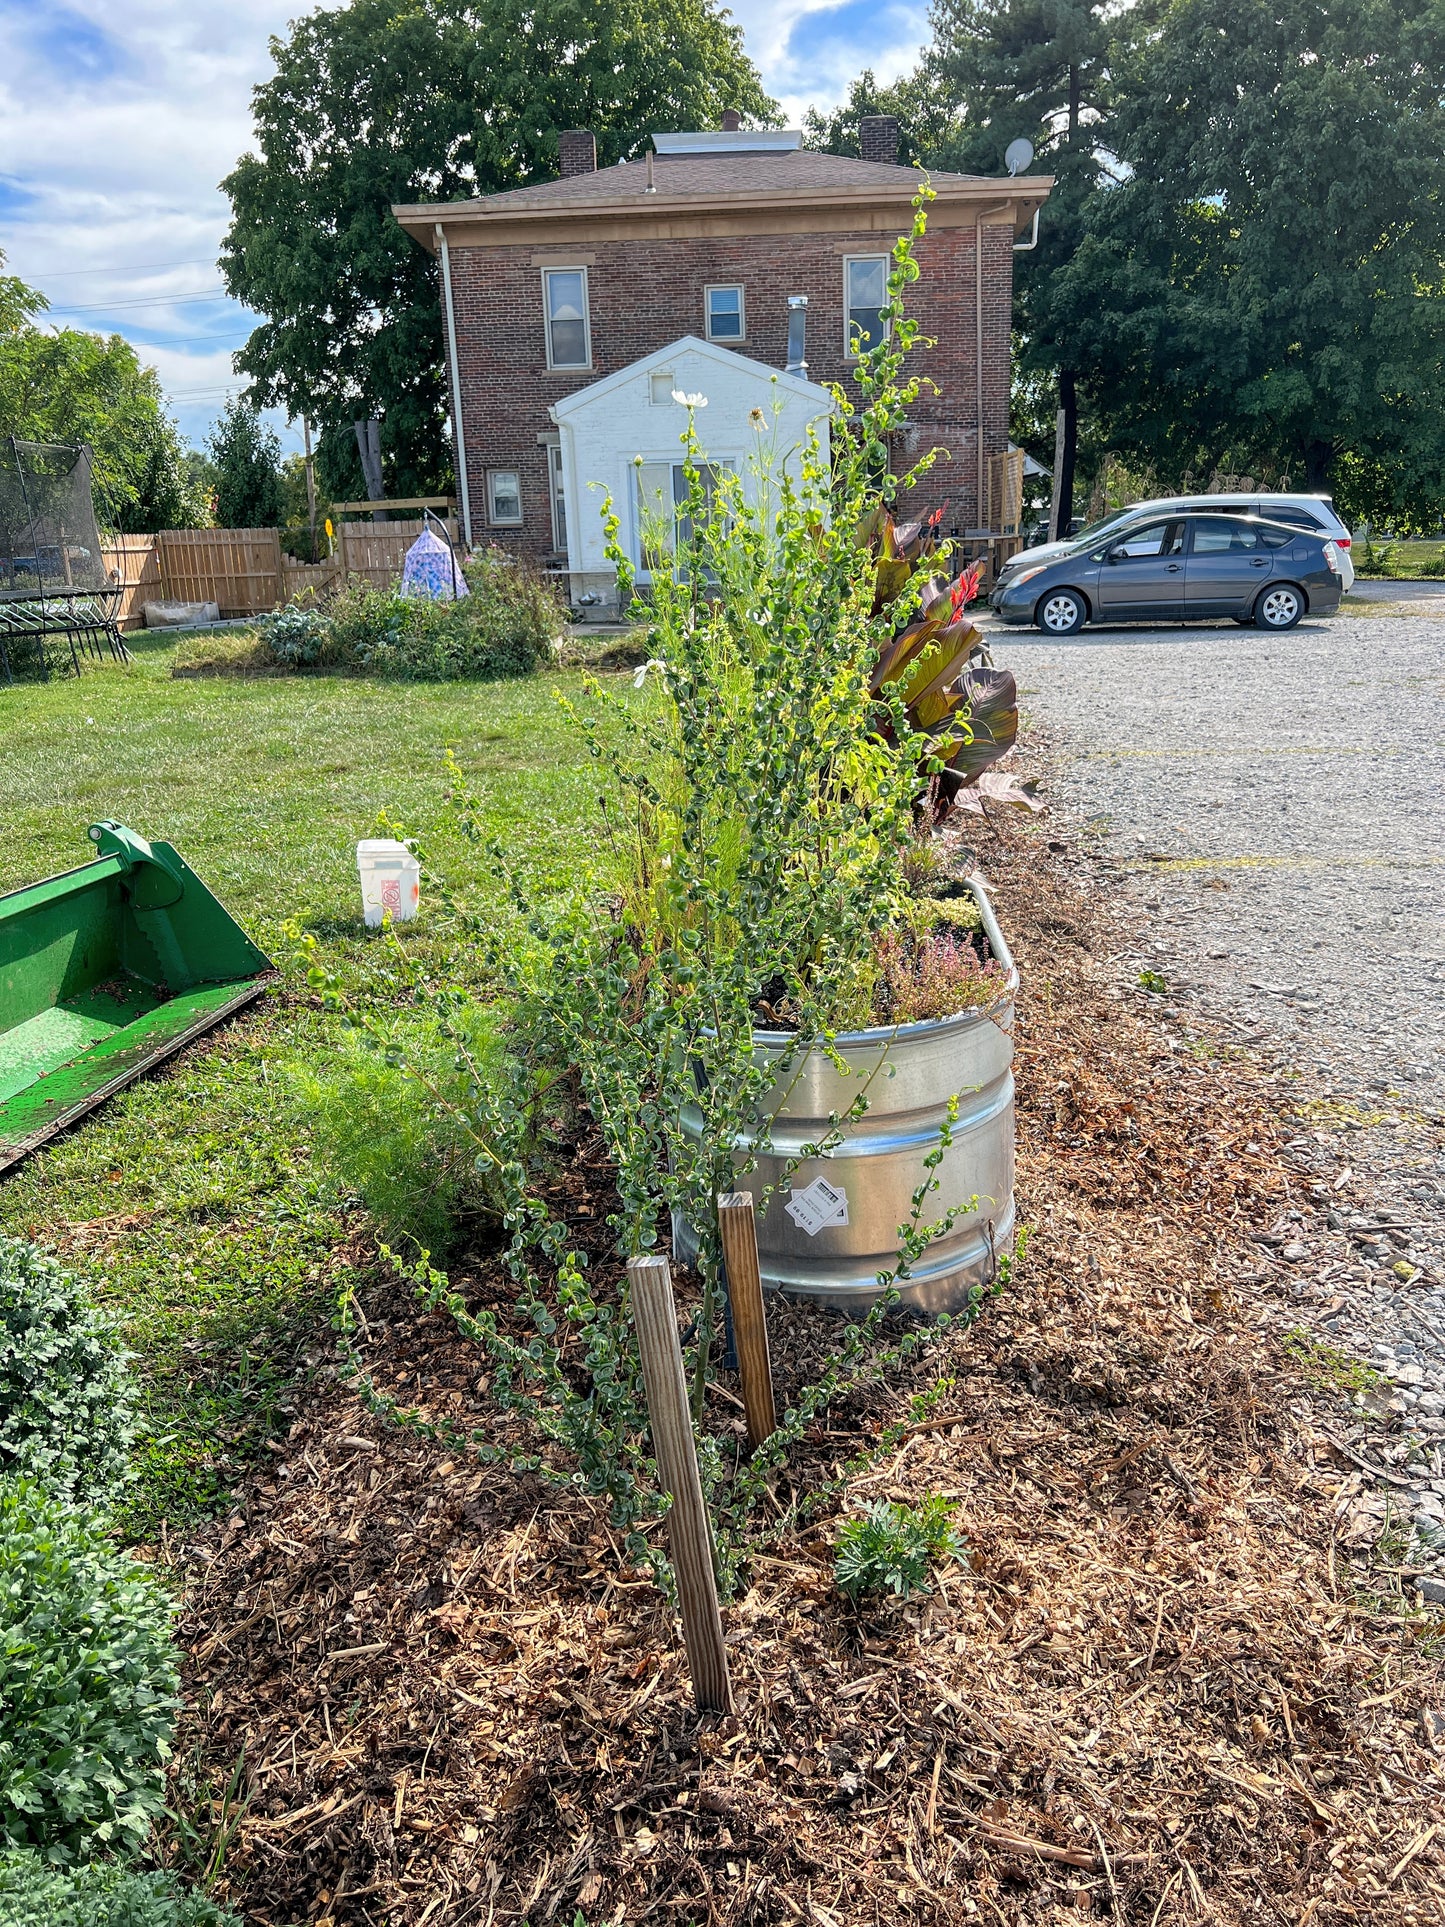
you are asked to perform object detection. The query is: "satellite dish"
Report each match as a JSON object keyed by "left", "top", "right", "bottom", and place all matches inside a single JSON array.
[{"left": 1005, "top": 137, "right": 1035, "bottom": 177}]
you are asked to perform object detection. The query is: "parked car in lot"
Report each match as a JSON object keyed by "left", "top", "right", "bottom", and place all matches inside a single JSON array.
[
  {"left": 990, "top": 512, "right": 1344, "bottom": 634},
  {"left": 997, "top": 491, "right": 1355, "bottom": 592}
]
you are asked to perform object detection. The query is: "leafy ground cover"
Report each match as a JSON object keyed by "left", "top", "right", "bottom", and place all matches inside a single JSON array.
[{"left": 0, "top": 631, "right": 619, "bottom": 1534}]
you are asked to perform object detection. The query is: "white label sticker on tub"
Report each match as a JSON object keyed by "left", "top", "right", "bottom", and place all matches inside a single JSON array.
[{"left": 785, "top": 1175, "right": 849, "bottom": 1237}]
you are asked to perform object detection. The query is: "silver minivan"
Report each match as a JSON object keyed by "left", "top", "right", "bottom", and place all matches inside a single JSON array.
[{"left": 997, "top": 493, "right": 1355, "bottom": 591}]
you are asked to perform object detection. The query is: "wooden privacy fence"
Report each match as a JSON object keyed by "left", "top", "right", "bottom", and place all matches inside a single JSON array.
[
  {"left": 157, "top": 529, "right": 285, "bottom": 615},
  {"left": 101, "top": 533, "right": 164, "bottom": 631},
  {"left": 985, "top": 446, "right": 1026, "bottom": 539},
  {"left": 99, "top": 516, "right": 459, "bottom": 630}
]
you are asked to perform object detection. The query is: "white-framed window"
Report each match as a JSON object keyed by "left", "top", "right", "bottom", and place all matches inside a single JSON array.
[
  {"left": 634, "top": 459, "right": 735, "bottom": 572},
  {"left": 649, "top": 371, "right": 675, "bottom": 406},
  {"left": 843, "top": 254, "right": 889, "bottom": 356},
  {"left": 704, "top": 284, "right": 745, "bottom": 342},
  {"left": 487, "top": 468, "right": 523, "bottom": 526},
  {"left": 547, "top": 443, "right": 567, "bottom": 552},
  {"left": 543, "top": 266, "right": 590, "bottom": 369}
]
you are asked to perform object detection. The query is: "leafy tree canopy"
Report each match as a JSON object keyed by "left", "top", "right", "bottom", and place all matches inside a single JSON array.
[
  {"left": 924, "top": 0, "right": 1116, "bottom": 520},
  {"left": 0, "top": 251, "right": 209, "bottom": 532},
  {"left": 926, "top": 0, "right": 1113, "bottom": 184},
  {"left": 221, "top": 0, "right": 777, "bottom": 501},
  {"left": 802, "top": 68, "right": 958, "bottom": 167},
  {"left": 207, "top": 398, "right": 284, "bottom": 529},
  {"left": 1055, "top": 0, "right": 1445, "bottom": 517}
]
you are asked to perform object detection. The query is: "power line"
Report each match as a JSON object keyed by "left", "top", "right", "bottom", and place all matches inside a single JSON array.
[
  {"left": 107, "top": 330, "right": 248, "bottom": 348},
  {"left": 47, "top": 288, "right": 235, "bottom": 313},
  {"left": 19, "top": 255, "right": 218, "bottom": 280}
]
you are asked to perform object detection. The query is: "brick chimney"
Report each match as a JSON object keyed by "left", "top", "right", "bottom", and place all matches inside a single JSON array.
[
  {"left": 859, "top": 115, "right": 900, "bottom": 166},
  {"left": 721, "top": 108, "right": 741, "bottom": 132},
  {"left": 559, "top": 129, "right": 597, "bottom": 177}
]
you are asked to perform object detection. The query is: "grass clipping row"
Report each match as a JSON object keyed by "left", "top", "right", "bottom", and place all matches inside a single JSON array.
[{"left": 167, "top": 831, "right": 1443, "bottom": 1925}]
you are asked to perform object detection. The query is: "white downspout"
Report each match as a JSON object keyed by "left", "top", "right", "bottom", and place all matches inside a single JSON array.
[{"left": 436, "top": 222, "right": 473, "bottom": 549}]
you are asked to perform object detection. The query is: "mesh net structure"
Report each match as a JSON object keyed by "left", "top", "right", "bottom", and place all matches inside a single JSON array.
[{"left": 0, "top": 438, "right": 127, "bottom": 680}]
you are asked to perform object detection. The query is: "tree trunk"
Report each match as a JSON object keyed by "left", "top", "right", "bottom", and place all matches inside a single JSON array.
[
  {"left": 1057, "top": 369, "right": 1078, "bottom": 535},
  {"left": 1303, "top": 441, "right": 1333, "bottom": 493},
  {"left": 353, "top": 418, "right": 385, "bottom": 520}
]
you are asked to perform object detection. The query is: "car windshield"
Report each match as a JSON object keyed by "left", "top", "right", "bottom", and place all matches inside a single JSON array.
[{"left": 1060, "top": 507, "right": 1147, "bottom": 548}]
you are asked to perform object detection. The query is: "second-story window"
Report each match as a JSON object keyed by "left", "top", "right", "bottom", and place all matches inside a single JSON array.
[
  {"left": 705, "top": 284, "right": 744, "bottom": 342},
  {"left": 543, "top": 267, "right": 590, "bottom": 369},
  {"left": 844, "top": 255, "right": 888, "bottom": 355}
]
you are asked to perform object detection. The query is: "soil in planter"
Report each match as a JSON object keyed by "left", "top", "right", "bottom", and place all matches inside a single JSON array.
[{"left": 161, "top": 824, "right": 1444, "bottom": 1927}]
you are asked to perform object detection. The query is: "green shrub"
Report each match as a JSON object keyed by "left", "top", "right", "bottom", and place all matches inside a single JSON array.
[
  {"left": 289, "top": 1016, "right": 502, "bottom": 1257},
  {"left": 0, "top": 1480, "right": 178, "bottom": 1861},
  {"left": 263, "top": 603, "right": 329, "bottom": 666},
  {"left": 324, "top": 550, "right": 562, "bottom": 682},
  {"left": 0, "top": 1238, "right": 135, "bottom": 1502},
  {"left": 0, "top": 1855, "right": 239, "bottom": 1927},
  {"left": 834, "top": 1495, "right": 966, "bottom": 1601}
]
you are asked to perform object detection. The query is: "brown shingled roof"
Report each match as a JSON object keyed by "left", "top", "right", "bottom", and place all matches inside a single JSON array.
[{"left": 428, "top": 148, "right": 994, "bottom": 213}]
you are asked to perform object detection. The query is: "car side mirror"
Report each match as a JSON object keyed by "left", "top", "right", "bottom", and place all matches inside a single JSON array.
[{"left": 1105, "top": 549, "right": 1122, "bottom": 563}]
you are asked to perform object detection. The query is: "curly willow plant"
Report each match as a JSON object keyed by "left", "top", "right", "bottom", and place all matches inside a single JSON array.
[{"left": 334, "top": 191, "right": 1010, "bottom": 1595}]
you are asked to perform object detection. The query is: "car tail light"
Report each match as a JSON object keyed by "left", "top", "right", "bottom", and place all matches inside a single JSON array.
[
  {"left": 1336, "top": 534, "right": 1351, "bottom": 547},
  {"left": 1323, "top": 541, "right": 1341, "bottom": 573}
]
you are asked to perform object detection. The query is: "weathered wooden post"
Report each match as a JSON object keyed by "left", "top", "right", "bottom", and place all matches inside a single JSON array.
[
  {"left": 627, "top": 1254, "right": 733, "bottom": 1714},
  {"left": 716, "top": 1192, "right": 777, "bottom": 1450}
]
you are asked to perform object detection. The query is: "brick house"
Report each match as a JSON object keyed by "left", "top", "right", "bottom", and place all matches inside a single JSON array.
[{"left": 392, "top": 118, "right": 1050, "bottom": 606}]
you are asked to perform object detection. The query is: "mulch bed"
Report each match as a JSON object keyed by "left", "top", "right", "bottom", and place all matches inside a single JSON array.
[{"left": 161, "top": 825, "right": 1445, "bottom": 1925}]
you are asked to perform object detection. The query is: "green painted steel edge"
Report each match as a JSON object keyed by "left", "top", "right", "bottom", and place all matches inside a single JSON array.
[
  {"left": 0, "top": 820, "right": 276, "bottom": 1171},
  {"left": 0, "top": 980, "right": 270, "bottom": 1171}
]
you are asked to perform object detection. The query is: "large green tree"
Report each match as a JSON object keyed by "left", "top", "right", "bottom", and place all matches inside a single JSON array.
[
  {"left": 926, "top": 0, "right": 1115, "bottom": 528},
  {"left": 221, "top": 0, "right": 777, "bottom": 502},
  {"left": 0, "top": 251, "right": 207, "bottom": 532},
  {"left": 1057, "top": 0, "right": 1445, "bottom": 519},
  {"left": 207, "top": 398, "right": 284, "bottom": 528},
  {"left": 802, "top": 68, "right": 959, "bottom": 166}
]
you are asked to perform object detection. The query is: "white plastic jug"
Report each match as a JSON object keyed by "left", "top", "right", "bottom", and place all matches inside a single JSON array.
[{"left": 356, "top": 838, "right": 420, "bottom": 928}]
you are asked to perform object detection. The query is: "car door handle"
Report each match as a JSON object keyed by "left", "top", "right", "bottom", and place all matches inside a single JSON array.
[
  {"left": 1250, "top": 558, "right": 1268, "bottom": 567},
  {"left": 1165, "top": 562, "right": 1181, "bottom": 572}
]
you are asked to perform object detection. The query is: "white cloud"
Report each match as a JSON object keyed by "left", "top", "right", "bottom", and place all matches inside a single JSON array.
[
  {"left": 0, "top": 0, "right": 306, "bottom": 450},
  {"left": 0, "top": 0, "right": 931, "bottom": 451}
]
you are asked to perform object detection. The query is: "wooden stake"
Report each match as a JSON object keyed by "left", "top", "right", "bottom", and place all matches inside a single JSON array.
[
  {"left": 627, "top": 1254, "right": 733, "bottom": 1714},
  {"left": 717, "top": 1193, "right": 777, "bottom": 1449}
]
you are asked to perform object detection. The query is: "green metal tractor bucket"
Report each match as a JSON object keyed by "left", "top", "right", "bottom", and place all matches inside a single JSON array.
[{"left": 0, "top": 822, "right": 273, "bottom": 1171}]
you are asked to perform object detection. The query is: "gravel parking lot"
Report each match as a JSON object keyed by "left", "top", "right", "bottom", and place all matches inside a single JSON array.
[{"left": 985, "top": 597, "right": 1445, "bottom": 1591}]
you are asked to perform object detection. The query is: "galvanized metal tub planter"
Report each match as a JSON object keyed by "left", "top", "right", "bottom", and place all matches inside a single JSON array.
[{"left": 677, "top": 874, "right": 1016, "bottom": 1316}]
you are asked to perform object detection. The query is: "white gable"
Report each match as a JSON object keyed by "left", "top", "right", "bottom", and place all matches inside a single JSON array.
[
  {"left": 550, "top": 336, "right": 831, "bottom": 421},
  {"left": 549, "top": 339, "right": 833, "bottom": 592}
]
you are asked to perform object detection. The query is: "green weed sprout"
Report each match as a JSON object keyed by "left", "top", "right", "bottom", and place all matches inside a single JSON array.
[{"left": 834, "top": 1493, "right": 966, "bottom": 1601}]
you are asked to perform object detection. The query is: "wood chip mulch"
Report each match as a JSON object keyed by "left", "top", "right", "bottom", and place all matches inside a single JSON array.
[{"left": 161, "top": 826, "right": 1445, "bottom": 1926}]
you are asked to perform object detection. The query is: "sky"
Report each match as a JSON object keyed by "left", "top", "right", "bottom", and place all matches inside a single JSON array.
[{"left": 0, "top": 0, "right": 930, "bottom": 458}]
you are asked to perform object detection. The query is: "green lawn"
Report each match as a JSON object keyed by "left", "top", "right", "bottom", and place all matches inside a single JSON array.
[
  {"left": 1352, "top": 536, "right": 1445, "bottom": 579},
  {"left": 0, "top": 631, "right": 620, "bottom": 1536}
]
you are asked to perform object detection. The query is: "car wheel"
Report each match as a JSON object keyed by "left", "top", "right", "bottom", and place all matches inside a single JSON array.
[
  {"left": 1036, "top": 588, "right": 1087, "bottom": 635},
  {"left": 1255, "top": 583, "right": 1304, "bottom": 630}
]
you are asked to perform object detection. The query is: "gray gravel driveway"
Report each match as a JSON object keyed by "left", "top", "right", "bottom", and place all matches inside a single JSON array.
[
  {"left": 989, "top": 608, "right": 1443, "bottom": 1094},
  {"left": 983, "top": 603, "right": 1445, "bottom": 1592}
]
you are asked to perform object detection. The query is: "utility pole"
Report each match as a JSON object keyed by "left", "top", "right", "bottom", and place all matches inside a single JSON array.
[{"left": 302, "top": 419, "right": 317, "bottom": 553}]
